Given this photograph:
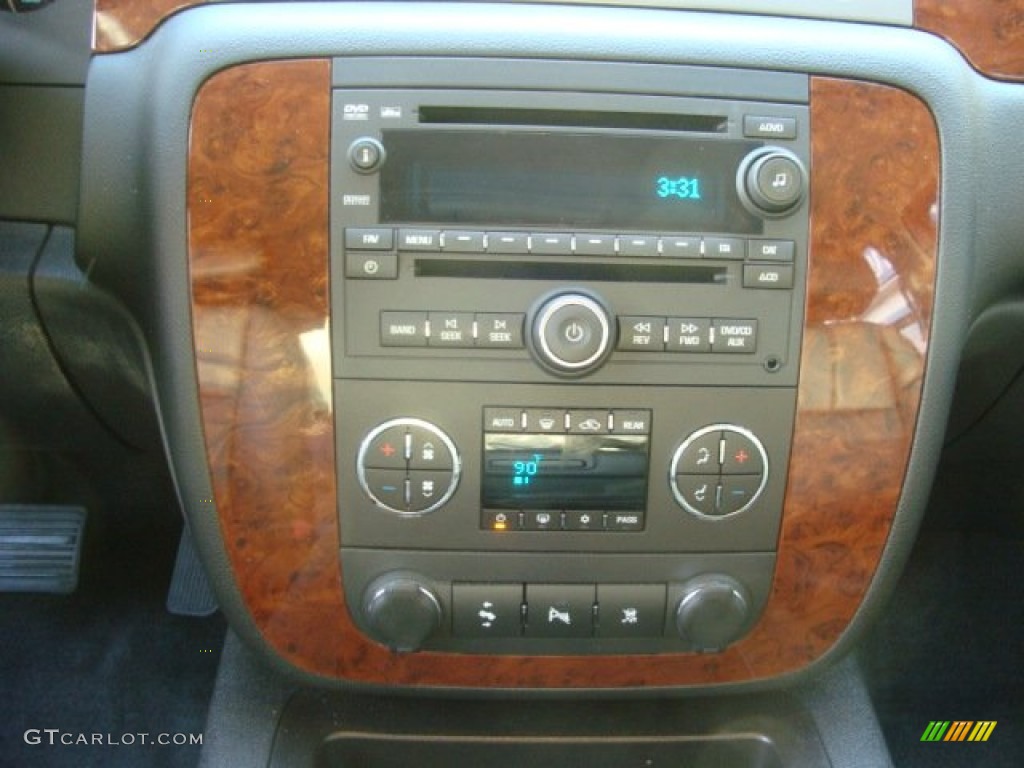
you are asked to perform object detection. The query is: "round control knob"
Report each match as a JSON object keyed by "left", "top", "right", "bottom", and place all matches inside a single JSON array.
[
  {"left": 348, "top": 137, "right": 385, "bottom": 174},
  {"left": 530, "top": 292, "right": 613, "bottom": 376},
  {"left": 675, "top": 574, "right": 752, "bottom": 652},
  {"left": 737, "top": 147, "right": 806, "bottom": 216},
  {"left": 362, "top": 573, "right": 443, "bottom": 652}
]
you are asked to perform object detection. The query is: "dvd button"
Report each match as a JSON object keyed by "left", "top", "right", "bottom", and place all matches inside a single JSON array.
[{"left": 712, "top": 319, "right": 758, "bottom": 354}]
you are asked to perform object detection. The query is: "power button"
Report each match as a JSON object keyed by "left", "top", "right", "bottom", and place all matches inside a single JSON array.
[{"left": 531, "top": 293, "right": 613, "bottom": 376}]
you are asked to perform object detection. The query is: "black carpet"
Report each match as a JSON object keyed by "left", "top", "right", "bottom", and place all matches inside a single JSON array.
[
  {"left": 0, "top": 497, "right": 225, "bottom": 768},
  {"left": 860, "top": 516, "right": 1024, "bottom": 767}
]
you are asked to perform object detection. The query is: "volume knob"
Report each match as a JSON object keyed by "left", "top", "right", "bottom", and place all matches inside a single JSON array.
[{"left": 530, "top": 291, "right": 613, "bottom": 376}]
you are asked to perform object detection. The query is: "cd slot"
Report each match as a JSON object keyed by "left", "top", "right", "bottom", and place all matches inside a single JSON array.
[
  {"left": 418, "top": 107, "right": 728, "bottom": 133},
  {"left": 415, "top": 259, "right": 728, "bottom": 284}
]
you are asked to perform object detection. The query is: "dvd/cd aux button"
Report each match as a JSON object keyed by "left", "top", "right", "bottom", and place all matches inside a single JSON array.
[
  {"left": 705, "top": 237, "right": 745, "bottom": 260},
  {"left": 380, "top": 311, "right": 428, "bottom": 347},
  {"left": 398, "top": 229, "right": 441, "bottom": 251},
  {"left": 618, "top": 235, "right": 659, "bottom": 257},
  {"left": 531, "top": 233, "right": 573, "bottom": 255},
  {"left": 427, "top": 312, "right": 474, "bottom": 347},
  {"left": 661, "top": 236, "right": 702, "bottom": 259},
  {"left": 476, "top": 313, "right": 524, "bottom": 349},
  {"left": 442, "top": 231, "right": 485, "bottom": 252},
  {"left": 486, "top": 232, "right": 529, "bottom": 254},
  {"left": 574, "top": 234, "right": 616, "bottom": 256},
  {"left": 666, "top": 318, "right": 711, "bottom": 353},
  {"left": 711, "top": 319, "right": 758, "bottom": 354}
]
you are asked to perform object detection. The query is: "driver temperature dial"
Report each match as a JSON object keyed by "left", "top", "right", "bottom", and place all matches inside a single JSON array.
[{"left": 357, "top": 418, "right": 461, "bottom": 515}]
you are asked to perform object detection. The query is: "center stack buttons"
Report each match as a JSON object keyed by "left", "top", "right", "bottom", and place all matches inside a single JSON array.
[
  {"left": 358, "top": 418, "right": 461, "bottom": 515},
  {"left": 670, "top": 424, "right": 768, "bottom": 518}
]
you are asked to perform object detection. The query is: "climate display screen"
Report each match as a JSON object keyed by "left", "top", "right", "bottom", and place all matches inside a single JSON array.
[
  {"left": 481, "top": 433, "right": 649, "bottom": 511},
  {"left": 379, "top": 130, "right": 762, "bottom": 233}
]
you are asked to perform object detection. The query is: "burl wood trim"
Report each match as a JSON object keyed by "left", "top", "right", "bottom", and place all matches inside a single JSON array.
[
  {"left": 190, "top": 68, "right": 938, "bottom": 687},
  {"left": 916, "top": 0, "right": 1024, "bottom": 81},
  {"left": 94, "top": 0, "right": 205, "bottom": 52}
]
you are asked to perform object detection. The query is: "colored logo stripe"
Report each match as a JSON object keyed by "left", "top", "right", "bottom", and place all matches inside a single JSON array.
[{"left": 920, "top": 720, "right": 996, "bottom": 742}]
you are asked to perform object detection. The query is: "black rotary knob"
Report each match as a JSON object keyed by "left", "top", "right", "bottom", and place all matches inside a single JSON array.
[
  {"left": 738, "top": 147, "right": 807, "bottom": 216},
  {"left": 530, "top": 291, "right": 613, "bottom": 376},
  {"left": 362, "top": 573, "right": 442, "bottom": 652},
  {"left": 674, "top": 574, "right": 752, "bottom": 652}
]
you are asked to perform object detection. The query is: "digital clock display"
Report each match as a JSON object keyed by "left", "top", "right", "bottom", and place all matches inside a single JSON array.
[{"left": 380, "top": 131, "right": 762, "bottom": 233}]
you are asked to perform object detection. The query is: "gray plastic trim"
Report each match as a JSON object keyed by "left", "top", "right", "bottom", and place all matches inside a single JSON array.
[{"left": 77, "top": 2, "right": 982, "bottom": 692}]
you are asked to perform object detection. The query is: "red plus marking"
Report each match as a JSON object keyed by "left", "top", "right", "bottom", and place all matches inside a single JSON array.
[
  {"left": 734, "top": 449, "right": 749, "bottom": 464},
  {"left": 380, "top": 442, "right": 396, "bottom": 457}
]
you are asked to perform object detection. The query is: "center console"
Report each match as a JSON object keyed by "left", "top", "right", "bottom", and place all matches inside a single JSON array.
[{"left": 330, "top": 77, "right": 809, "bottom": 654}]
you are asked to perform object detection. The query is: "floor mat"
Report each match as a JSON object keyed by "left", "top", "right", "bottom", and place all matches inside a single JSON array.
[
  {"left": 0, "top": 502, "right": 225, "bottom": 768},
  {"left": 860, "top": 527, "right": 1024, "bottom": 767}
]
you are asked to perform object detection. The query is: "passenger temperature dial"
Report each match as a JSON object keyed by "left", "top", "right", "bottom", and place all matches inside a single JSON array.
[
  {"left": 357, "top": 418, "right": 461, "bottom": 515},
  {"left": 670, "top": 424, "right": 768, "bottom": 518}
]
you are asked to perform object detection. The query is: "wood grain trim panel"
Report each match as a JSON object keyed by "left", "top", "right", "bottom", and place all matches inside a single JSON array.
[
  {"left": 189, "top": 66, "right": 939, "bottom": 687},
  {"left": 915, "top": 0, "right": 1024, "bottom": 81},
  {"left": 94, "top": 0, "right": 203, "bottom": 52}
]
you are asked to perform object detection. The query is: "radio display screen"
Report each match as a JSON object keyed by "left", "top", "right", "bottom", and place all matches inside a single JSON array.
[
  {"left": 379, "top": 130, "right": 763, "bottom": 233},
  {"left": 481, "top": 433, "right": 649, "bottom": 511}
]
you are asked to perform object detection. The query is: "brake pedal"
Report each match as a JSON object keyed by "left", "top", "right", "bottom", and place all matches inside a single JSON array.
[{"left": 0, "top": 504, "right": 86, "bottom": 594}]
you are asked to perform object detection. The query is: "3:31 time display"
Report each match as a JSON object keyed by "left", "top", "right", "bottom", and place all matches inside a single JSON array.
[{"left": 656, "top": 175, "right": 703, "bottom": 200}]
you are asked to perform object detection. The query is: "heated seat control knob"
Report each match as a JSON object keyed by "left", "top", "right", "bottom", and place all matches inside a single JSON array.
[
  {"left": 362, "top": 572, "right": 442, "bottom": 652},
  {"left": 530, "top": 292, "right": 613, "bottom": 376},
  {"left": 674, "top": 574, "right": 752, "bottom": 652},
  {"left": 738, "top": 147, "right": 807, "bottom": 216}
]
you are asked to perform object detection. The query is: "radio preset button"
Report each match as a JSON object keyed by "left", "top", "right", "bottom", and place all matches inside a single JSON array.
[
  {"left": 532, "top": 293, "right": 613, "bottom": 375},
  {"left": 711, "top": 319, "right": 758, "bottom": 354},
  {"left": 618, "top": 316, "right": 667, "bottom": 352},
  {"left": 442, "top": 230, "right": 485, "bottom": 252},
  {"left": 531, "top": 233, "right": 573, "bottom": 255},
  {"left": 666, "top": 318, "right": 711, "bottom": 353},
  {"left": 486, "top": 232, "right": 530, "bottom": 254},
  {"left": 618, "top": 235, "right": 659, "bottom": 257},
  {"left": 574, "top": 233, "right": 616, "bottom": 256},
  {"left": 380, "top": 311, "right": 428, "bottom": 347},
  {"left": 661, "top": 236, "right": 702, "bottom": 259}
]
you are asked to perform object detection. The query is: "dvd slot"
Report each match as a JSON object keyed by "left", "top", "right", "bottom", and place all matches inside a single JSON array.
[
  {"left": 418, "top": 107, "right": 728, "bottom": 133},
  {"left": 414, "top": 259, "right": 728, "bottom": 284}
]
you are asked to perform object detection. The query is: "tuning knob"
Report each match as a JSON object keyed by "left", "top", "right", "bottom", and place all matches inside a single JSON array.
[
  {"left": 737, "top": 147, "right": 807, "bottom": 216},
  {"left": 362, "top": 573, "right": 442, "bottom": 652},
  {"left": 674, "top": 574, "right": 752, "bottom": 652}
]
